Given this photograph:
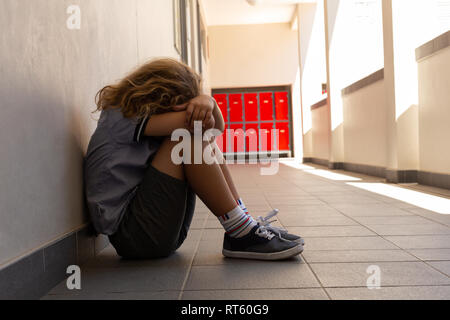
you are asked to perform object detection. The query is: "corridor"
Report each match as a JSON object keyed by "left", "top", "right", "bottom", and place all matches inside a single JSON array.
[
  {"left": 1, "top": 0, "right": 450, "bottom": 302},
  {"left": 43, "top": 162, "right": 450, "bottom": 300}
]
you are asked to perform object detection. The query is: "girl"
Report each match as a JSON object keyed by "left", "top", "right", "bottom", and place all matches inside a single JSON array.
[{"left": 85, "top": 58, "right": 303, "bottom": 260}]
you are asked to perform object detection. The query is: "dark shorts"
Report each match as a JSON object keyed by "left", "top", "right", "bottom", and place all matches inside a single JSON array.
[{"left": 109, "top": 165, "right": 196, "bottom": 259}]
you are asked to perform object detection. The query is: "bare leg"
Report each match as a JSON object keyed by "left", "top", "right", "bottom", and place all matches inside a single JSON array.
[
  {"left": 151, "top": 137, "right": 237, "bottom": 217},
  {"left": 213, "top": 143, "right": 240, "bottom": 201}
]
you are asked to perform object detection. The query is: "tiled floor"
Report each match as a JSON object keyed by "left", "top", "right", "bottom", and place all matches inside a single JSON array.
[{"left": 43, "top": 162, "right": 450, "bottom": 300}]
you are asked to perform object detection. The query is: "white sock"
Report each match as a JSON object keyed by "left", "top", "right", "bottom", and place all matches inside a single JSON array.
[
  {"left": 237, "top": 198, "right": 248, "bottom": 214},
  {"left": 218, "top": 206, "right": 257, "bottom": 238}
]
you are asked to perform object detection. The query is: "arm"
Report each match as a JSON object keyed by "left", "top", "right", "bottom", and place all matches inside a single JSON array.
[
  {"left": 143, "top": 101, "right": 223, "bottom": 137},
  {"left": 172, "top": 95, "right": 225, "bottom": 133},
  {"left": 143, "top": 111, "right": 188, "bottom": 137}
]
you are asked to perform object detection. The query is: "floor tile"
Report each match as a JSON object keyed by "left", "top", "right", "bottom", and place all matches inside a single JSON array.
[
  {"left": 266, "top": 199, "right": 326, "bottom": 206},
  {"left": 327, "top": 286, "right": 450, "bottom": 300},
  {"left": 353, "top": 216, "right": 435, "bottom": 225},
  {"left": 303, "top": 236, "right": 397, "bottom": 251},
  {"left": 189, "top": 216, "right": 207, "bottom": 229},
  {"left": 201, "top": 228, "right": 224, "bottom": 241},
  {"left": 184, "top": 229, "right": 203, "bottom": 242},
  {"left": 429, "top": 261, "right": 450, "bottom": 276},
  {"left": 181, "top": 288, "right": 329, "bottom": 300},
  {"left": 280, "top": 216, "right": 358, "bottom": 227},
  {"left": 43, "top": 291, "right": 180, "bottom": 300},
  {"left": 367, "top": 224, "right": 450, "bottom": 236},
  {"left": 276, "top": 205, "right": 343, "bottom": 217},
  {"left": 185, "top": 262, "right": 320, "bottom": 290},
  {"left": 407, "top": 249, "right": 450, "bottom": 261},
  {"left": 204, "top": 219, "right": 223, "bottom": 229},
  {"left": 311, "top": 262, "right": 450, "bottom": 287},
  {"left": 385, "top": 235, "right": 450, "bottom": 249},
  {"left": 48, "top": 264, "right": 190, "bottom": 294},
  {"left": 303, "top": 250, "right": 417, "bottom": 263},
  {"left": 287, "top": 226, "right": 376, "bottom": 238},
  {"left": 406, "top": 208, "right": 450, "bottom": 227},
  {"left": 331, "top": 203, "right": 413, "bottom": 217},
  {"left": 193, "top": 239, "right": 227, "bottom": 266},
  {"left": 318, "top": 195, "right": 383, "bottom": 205},
  {"left": 84, "top": 242, "right": 197, "bottom": 269}
]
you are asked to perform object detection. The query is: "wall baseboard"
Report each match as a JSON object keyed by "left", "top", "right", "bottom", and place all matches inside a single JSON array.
[
  {"left": 303, "top": 158, "right": 450, "bottom": 190},
  {"left": 0, "top": 225, "right": 109, "bottom": 300},
  {"left": 343, "top": 163, "right": 386, "bottom": 179},
  {"left": 329, "top": 162, "right": 344, "bottom": 170},
  {"left": 303, "top": 157, "right": 329, "bottom": 167},
  {"left": 385, "top": 169, "right": 418, "bottom": 184}
]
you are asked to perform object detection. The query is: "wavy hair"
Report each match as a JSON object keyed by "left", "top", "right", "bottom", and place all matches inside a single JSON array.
[{"left": 95, "top": 58, "right": 202, "bottom": 119}]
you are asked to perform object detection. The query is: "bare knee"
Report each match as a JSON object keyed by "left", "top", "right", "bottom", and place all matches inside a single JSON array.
[{"left": 151, "top": 137, "right": 185, "bottom": 181}]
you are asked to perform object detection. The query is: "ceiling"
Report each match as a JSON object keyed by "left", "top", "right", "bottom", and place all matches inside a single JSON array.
[{"left": 201, "top": 0, "right": 315, "bottom": 26}]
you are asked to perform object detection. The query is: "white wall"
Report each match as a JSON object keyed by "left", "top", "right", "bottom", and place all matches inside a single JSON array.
[
  {"left": 208, "top": 23, "right": 299, "bottom": 88},
  {"left": 0, "top": 0, "right": 181, "bottom": 267},
  {"left": 297, "top": 3, "right": 327, "bottom": 158},
  {"left": 383, "top": 0, "right": 450, "bottom": 171},
  {"left": 343, "top": 79, "right": 387, "bottom": 167},
  {"left": 324, "top": 0, "right": 385, "bottom": 164},
  {"left": 418, "top": 46, "right": 450, "bottom": 174},
  {"left": 311, "top": 104, "right": 330, "bottom": 160}
]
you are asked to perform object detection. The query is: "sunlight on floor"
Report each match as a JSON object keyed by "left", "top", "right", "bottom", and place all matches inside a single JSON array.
[
  {"left": 305, "top": 169, "right": 362, "bottom": 181},
  {"left": 280, "top": 160, "right": 315, "bottom": 170},
  {"left": 280, "top": 160, "right": 362, "bottom": 181},
  {"left": 347, "top": 182, "right": 450, "bottom": 215}
]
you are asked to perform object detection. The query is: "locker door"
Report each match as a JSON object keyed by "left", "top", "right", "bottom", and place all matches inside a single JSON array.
[
  {"left": 213, "top": 94, "right": 228, "bottom": 122},
  {"left": 245, "top": 123, "right": 259, "bottom": 153},
  {"left": 244, "top": 93, "right": 258, "bottom": 122},
  {"left": 260, "top": 123, "right": 274, "bottom": 152},
  {"left": 259, "top": 92, "right": 274, "bottom": 121},
  {"left": 275, "top": 92, "right": 289, "bottom": 120},
  {"left": 229, "top": 124, "right": 245, "bottom": 153},
  {"left": 229, "top": 94, "right": 243, "bottom": 122},
  {"left": 275, "top": 122, "right": 290, "bottom": 151},
  {"left": 216, "top": 124, "right": 228, "bottom": 153}
]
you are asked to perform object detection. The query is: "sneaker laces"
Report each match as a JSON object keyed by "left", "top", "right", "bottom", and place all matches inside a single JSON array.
[
  {"left": 257, "top": 209, "right": 288, "bottom": 235},
  {"left": 255, "top": 225, "right": 276, "bottom": 240}
]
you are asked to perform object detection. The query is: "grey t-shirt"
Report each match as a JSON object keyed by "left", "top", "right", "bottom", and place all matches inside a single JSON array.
[{"left": 84, "top": 108, "right": 161, "bottom": 235}]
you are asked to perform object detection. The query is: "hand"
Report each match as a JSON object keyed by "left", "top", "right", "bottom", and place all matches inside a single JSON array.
[{"left": 172, "top": 95, "right": 215, "bottom": 130}]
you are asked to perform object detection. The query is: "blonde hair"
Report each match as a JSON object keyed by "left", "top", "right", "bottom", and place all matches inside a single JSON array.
[{"left": 95, "top": 58, "right": 202, "bottom": 119}]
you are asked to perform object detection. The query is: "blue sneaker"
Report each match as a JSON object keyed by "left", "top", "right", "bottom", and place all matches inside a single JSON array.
[
  {"left": 257, "top": 209, "right": 305, "bottom": 245},
  {"left": 222, "top": 225, "right": 303, "bottom": 261}
]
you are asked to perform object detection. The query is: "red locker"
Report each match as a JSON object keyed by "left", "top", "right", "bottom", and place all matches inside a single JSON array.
[
  {"left": 260, "top": 123, "right": 274, "bottom": 152},
  {"left": 229, "top": 94, "right": 243, "bottom": 122},
  {"left": 259, "top": 92, "right": 274, "bottom": 121},
  {"left": 275, "top": 123, "right": 290, "bottom": 151},
  {"left": 275, "top": 92, "right": 289, "bottom": 120},
  {"left": 244, "top": 93, "right": 258, "bottom": 121},
  {"left": 229, "top": 124, "right": 245, "bottom": 153},
  {"left": 213, "top": 94, "right": 228, "bottom": 122},
  {"left": 245, "top": 123, "right": 259, "bottom": 153}
]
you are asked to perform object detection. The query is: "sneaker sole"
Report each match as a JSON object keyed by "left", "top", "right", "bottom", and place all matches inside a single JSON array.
[{"left": 222, "top": 244, "right": 304, "bottom": 261}]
